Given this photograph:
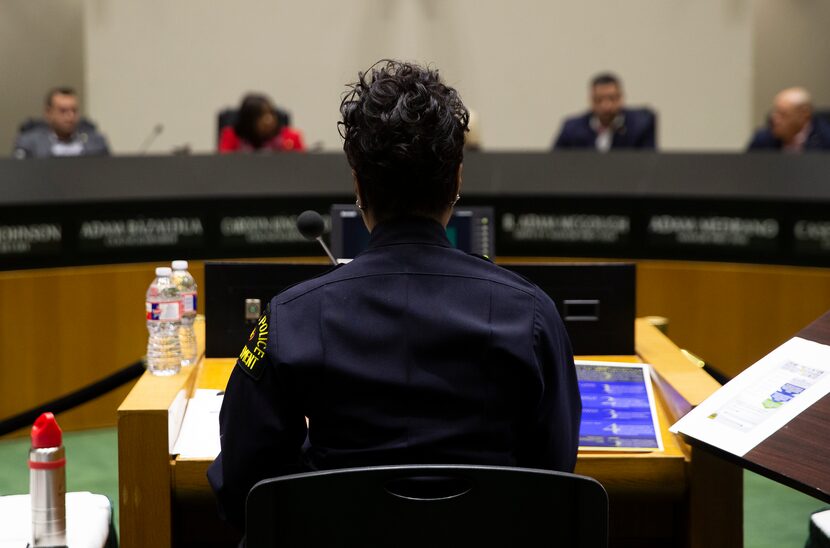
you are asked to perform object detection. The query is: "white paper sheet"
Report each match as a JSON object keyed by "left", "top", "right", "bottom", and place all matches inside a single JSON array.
[
  {"left": 0, "top": 492, "right": 111, "bottom": 548},
  {"left": 171, "top": 389, "right": 224, "bottom": 459},
  {"left": 167, "top": 388, "right": 187, "bottom": 454},
  {"left": 670, "top": 336, "right": 830, "bottom": 456}
]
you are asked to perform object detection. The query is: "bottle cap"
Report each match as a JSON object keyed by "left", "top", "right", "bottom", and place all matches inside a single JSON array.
[
  {"left": 31, "top": 412, "right": 63, "bottom": 449},
  {"left": 172, "top": 260, "right": 189, "bottom": 270},
  {"left": 155, "top": 267, "right": 172, "bottom": 277}
]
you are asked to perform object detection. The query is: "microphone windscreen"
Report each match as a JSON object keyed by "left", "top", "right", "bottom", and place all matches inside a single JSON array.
[{"left": 296, "top": 210, "right": 325, "bottom": 240}]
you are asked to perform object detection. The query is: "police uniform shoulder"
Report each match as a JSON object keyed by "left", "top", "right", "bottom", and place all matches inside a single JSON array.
[
  {"left": 235, "top": 302, "right": 271, "bottom": 381},
  {"left": 467, "top": 252, "right": 493, "bottom": 263},
  {"left": 482, "top": 261, "right": 545, "bottom": 298},
  {"left": 274, "top": 262, "right": 345, "bottom": 304}
]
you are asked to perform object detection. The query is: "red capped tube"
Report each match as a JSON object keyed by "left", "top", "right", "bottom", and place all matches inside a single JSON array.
[{"left": 29, "top": 412, "right": 67, "bottom": 547}]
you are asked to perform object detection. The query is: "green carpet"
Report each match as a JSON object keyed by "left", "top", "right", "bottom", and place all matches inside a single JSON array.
[
  {"left": 744, "top": 470, "right": 826, "bottom": 548},
  {"left": 0, "top": 428, "right": 827, "bottom": 545}
]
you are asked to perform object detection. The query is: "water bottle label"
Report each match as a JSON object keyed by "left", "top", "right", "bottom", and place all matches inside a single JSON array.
[
  {"left": 146, "top": 300, "right": 182, "bottom": 321},
  {"left": 182, "top": 292, "right": 197, "bottom": 313}
]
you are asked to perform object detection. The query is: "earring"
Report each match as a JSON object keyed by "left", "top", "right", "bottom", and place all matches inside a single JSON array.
[
  {"left": 355, "top": 199, "right": 363, "bottom": 210},
  {"left": 452, "top": 194, "right": 460, "bottom": 206}
]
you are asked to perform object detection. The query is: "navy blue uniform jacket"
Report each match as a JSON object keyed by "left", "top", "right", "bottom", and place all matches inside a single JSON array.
[
  {"left": 207, "top": 217, "right": 581, "bottom": 530},
  {"left": 553, "top": 108, "right": 656, "bottom": 150},
  {"left": 747, "top": 116, "right": 830, "bottom": 151}
]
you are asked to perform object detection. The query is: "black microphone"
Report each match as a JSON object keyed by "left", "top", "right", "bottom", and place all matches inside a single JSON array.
[
  {"left": 297, "top": 210, "right": 337, "bottom": 265},
  {"left": 138, "top": 123, "right": 164, "bottom": 154}
]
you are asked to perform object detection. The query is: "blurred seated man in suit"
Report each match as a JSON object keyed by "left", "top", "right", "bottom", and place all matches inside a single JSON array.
[
  {"left": 748, "top": 87, "right": 830, "bottom": 152},
  {"left": 13, "top": 87, "right": 110, "bottom": 159},
  {"left": 553, "top": 73, "right": 655, "bottom": 151},
  {"left": 218, "top": 94, "right": 305, "bottom": 153}
]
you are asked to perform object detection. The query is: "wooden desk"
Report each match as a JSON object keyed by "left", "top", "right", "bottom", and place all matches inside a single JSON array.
[
  {"left": 745, "top": 311, "right": 830, "bottom": 502},
  {"left": 117, "top": 319, "right": 740, "bottom": 548},
  {"left": 680, "top": 310, "right": 830, "bottom": 504}
]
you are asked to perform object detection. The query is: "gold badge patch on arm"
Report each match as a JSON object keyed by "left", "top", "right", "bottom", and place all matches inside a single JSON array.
[{"left": 235, "top": 303, "right": 270, "bottom": 381}]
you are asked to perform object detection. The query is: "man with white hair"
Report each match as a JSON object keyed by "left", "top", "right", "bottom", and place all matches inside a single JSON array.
[{"left": 748, "top": 87, "right": 830, "bottom": 152}]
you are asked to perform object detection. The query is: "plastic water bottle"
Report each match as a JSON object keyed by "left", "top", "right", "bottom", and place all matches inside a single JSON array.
[
  {"left": 171, "top": 260, "right": 198, "bottom": 366},
  {"left": 29, "top": 412, "right": 67, "bottom": 548},
  {"left": 146, "top": 266, "right": 182, "bottom": 375}
]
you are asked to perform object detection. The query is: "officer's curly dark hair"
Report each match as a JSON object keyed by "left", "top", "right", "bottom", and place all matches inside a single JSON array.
[{"left": 340, "top": 60, "right": 469, "bottom": 223}]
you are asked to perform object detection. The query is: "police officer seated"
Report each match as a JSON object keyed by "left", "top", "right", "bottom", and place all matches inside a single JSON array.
[
  {"left": 207, "top": 59, "right": 582, "bottom": 537},
  {"left": 13, "top": 87, "right": 110, "bottom": 159}
]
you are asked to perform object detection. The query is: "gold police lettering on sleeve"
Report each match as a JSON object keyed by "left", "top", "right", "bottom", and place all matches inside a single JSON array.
[{"left": 236, "top": 305, "right": 270, "bottom": 381}]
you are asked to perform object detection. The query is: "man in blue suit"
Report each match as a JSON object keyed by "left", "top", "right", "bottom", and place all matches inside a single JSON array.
[
  {"left": 748, "top": 87, "right": 830, "bottom": 152},
  {"left": 553, "top": 73, "right": 656, "bottom": 151}
]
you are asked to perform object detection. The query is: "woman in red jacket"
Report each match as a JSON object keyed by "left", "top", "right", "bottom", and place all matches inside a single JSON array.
[{"left": 219, "top": 94, "right": 305, "bottom": 153}]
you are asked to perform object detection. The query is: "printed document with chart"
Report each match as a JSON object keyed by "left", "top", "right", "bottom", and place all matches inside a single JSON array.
[{"left": 671, "top": 337, "right": 830, "bottom": 457}]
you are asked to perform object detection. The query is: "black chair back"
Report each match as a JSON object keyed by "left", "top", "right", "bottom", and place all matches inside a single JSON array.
[{"left": 246, "top": 464, "right": 608, "bottom": 548}]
